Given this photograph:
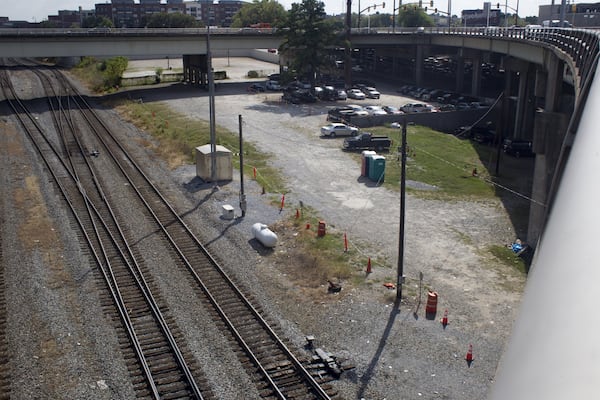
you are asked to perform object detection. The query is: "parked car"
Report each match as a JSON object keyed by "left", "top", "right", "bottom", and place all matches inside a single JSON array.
[
  {"left": 471, "top": 127, "right": 497, "bottom": 145},
  {"left": 282, "top": 89, "right": 316, "bottom": 104},
  {"left": 400, "top": 103, "right": 432, "bottom": 113},
  {"left": 336, "top": 89, "right": 348, "bottom": 100},
  {"left": 320, "top": 123, "right": 360, "bottom": 137},
  {"left": 347, "top": 88, "right": 366, "bottom": 100},
  {"left": 363, "top": 105, "right": 387, "bottom": 115},
  {"left": 343, "top": 132, "right": 392, "bottom": 152},
  {"left": 383, "top": 105, "right": 403, "bottom": 114},
  {"left": 346, "top": 104, "right": 369, "bottom": 116},
  {"left": 503, "top": 139, "right": 534, "bottom": 157},
  {"left": 361, "top": 86, "right": 381, "bottom": 99},
  {"left": 438, "top": 104, "right": 457, "bottom": 112},
  {"left": 248, "top": 83, "right": 265, "bottom": 92},
  {"left": 265, "top": 80, "right": 281, "bottom": 90}
]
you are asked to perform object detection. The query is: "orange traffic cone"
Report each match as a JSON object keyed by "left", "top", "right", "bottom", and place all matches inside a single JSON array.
[
  {"left": 366, "top": 257, "right": 372, "bottom": 273},
  {"left": 295, "top": 209, "right": 300, "bottom": 219},
  {"left": 343, "top": 233, "right": 348, "bottom": 252},
  {"left": 253, "top": 167, "right": 257, "bottom": 179},
  {"left": 466, "top": 344, "right": 474, "bottom": 363},
  {"left": 441, "top": 309, "right": 449, "bottom": 328},
  {"left": 280, "top": 194, "right": 285, "bottom": 211}
]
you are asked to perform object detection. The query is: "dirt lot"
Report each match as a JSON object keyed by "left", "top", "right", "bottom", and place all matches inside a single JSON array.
[{"left": 119, "top": 58, "right": 529, "bottom": 399}]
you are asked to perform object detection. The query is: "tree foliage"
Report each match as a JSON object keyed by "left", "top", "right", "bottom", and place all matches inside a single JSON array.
[
  {"left": 397, "top": 8, "right": 434, "bottom": 27},
  {"left": 81, "top": 16, "right": 114, "bottom": 29},
  {"left": 278, "top": 0, "right": 342, "bottom": 83},
  {"left": 231, "top": 0, "right": 287, "bottom": 28},
  {"left": 142, "top": 12, "right": 202, "bottom": 28},
  {"left": 99, "top": 56, "right": 129, "bottom": 88}
]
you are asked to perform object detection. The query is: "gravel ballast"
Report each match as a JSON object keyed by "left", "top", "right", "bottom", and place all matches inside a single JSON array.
[{"left": 0, "top": 59, "right": 527, "bottom": 400}]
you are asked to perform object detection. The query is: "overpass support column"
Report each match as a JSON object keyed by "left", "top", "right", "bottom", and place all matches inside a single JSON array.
[
  {"left": 415, "top": 45, "right": 424, "bottom": 87},
  {"left": 527, "top": 55, "right": 568, "bottom": 245},
  {"left": 470, "top": 54, "right": 482, "bottom": 97},
  {"left": 183, "top": 55, "right": 190, "bottom": 82},
  {"left": 513, "top": 65, "right": 531, "bottom": 139},
  {"left": 455, "top": 55, "right": 465, "bottom": 93}
]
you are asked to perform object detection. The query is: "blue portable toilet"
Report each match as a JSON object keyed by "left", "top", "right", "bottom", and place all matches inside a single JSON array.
[
  {"left": 368, "top": 155, "right": 386, "bottom": 183},
  {"left": 361, "top": 150, "right": 376, "bottom": 177}
]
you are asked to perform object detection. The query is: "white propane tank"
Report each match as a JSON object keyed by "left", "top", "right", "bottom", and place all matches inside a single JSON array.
[{"left": 251, "top": 223, "right": 278, "bottom": 248}]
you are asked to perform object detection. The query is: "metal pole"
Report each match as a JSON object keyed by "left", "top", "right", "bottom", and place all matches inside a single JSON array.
[
  {"left": 207, "top": 26, "right": 217, "bottom": 185},
  {"left": 392, "top": 0, "right": 396, "bottom": 31},
  {"left": 448, "top": 0, "right": 451, "bottom": 28},
  {"left": 358, "top": 0, "right": 361, "bottom": 28},
  {"left": 344, "top": 0, "right": 352, "bottom": 89},
  {"left": 238, "top": 115, "right": 246, "bottom": 217},
  {"left": 397, "top": 119, "right": 407, "bottom": 303}
]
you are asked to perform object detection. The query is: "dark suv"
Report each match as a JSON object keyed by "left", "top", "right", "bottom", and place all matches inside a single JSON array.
[{"left": 503, "top": 139, "right": 534, "bottom": 157}]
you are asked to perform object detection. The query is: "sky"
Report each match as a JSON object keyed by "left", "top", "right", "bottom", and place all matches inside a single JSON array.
[{"left": 2, "top": 1, "right": 549, "bottom": 23}]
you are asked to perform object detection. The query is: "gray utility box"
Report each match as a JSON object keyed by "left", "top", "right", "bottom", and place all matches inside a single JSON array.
[{"left": 195, "top": 144, "right": 233, "bottom": 182}]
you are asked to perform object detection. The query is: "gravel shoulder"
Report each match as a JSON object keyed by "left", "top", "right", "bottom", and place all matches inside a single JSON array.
[{"left": 0, "top": 58, "right": 527, "bottom": 400}]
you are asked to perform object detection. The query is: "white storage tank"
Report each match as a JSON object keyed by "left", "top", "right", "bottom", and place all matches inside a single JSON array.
[
  {"left": 195, "top": 144, "right": 233, "bottom": 182},
  {"left": 252, "top": 223, "right": 278, "bottom": 248}
]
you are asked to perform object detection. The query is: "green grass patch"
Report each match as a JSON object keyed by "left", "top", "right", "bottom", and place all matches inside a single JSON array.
[
  {"left": 488, "top": 244, "right": 528, "bottom": 274},
  {"left": 112, "top": 99, "right": 287, "bottom": 193},
  {"left": 365, "top": 125, "right": 498, "bottom": 199},
  {"left": 275, "top": 206, "right": 382, "bottom": 285}
]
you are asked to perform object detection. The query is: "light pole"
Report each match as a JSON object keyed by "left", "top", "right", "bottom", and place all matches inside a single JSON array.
[
  {"left": 502, "top": 0, "right": 519, "bottom": 27},
  {"left": 358, "top": 2, "right": 386, "bottom": 29}
]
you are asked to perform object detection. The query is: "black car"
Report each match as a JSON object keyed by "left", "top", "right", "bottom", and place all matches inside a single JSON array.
[
  {"left": 503, "top": 139, "right": 534, "bottom": 157},
  {"left": 248, "top": 83, "right": 265, "bottom": 92}
]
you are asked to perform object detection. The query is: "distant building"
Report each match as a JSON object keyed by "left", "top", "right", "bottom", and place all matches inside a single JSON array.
[
  {"left": 95, "top": 0, "right": 244, "bottom": 28},
  {"left": 1, "top": 0, "right": 246, "bottom": 28},
  {"left": 95, "top": 0, "right": 186, "bottom": 27},
  {"left": 191, "top": 0, "right": 244, "bottom": 27},
  {"left": 539, "top": 2, "right": 600, "bottom": 27},
  {"left": 462, "top": 2, "right": 501, "bottom": 27}
]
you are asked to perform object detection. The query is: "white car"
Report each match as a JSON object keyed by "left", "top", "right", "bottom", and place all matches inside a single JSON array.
[
  {"left": 400, "top": 103, "right": 433, "bottom": 113},
  {"left": 347, "top": 88, "right": 366, "bottom": 100},
  {"left": 363, "top": 105, "right": 387, "bottom": 115},
  {"left": 361, "top": 86, "right": 381, "bottom": 99},
  {"left": 346, "top": 104, "right": 369, "bottom": 116},
  {"left": 320, "top": 123, "right": 360, "bottom": 137}
]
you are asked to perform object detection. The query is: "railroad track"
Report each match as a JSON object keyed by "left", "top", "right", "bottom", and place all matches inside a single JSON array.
[{"left": 1, "top": 60, "right": 339, "bottom": 399}]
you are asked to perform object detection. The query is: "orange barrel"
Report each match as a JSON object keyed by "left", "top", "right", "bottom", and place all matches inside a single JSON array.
[
  {"left": 425, "top": 291, "right": 438, "bottom": 315},
  {"left": 317, "top": 220, "right": 326, "bottom": 237}
]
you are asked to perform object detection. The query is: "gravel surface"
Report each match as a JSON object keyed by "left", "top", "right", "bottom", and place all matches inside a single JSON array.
[{"left": 0, "top": 58, "right": 527, "bottom": 400}]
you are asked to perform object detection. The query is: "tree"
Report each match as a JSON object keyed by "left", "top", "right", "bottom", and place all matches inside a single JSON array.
[
  {"left": 278, "top": 0, "right": 342, "bottom": 85},
  {"left": 81, "top": 16, "right": 114, "bottom": 29},
  {"left": 231, "top": 0, "right": 287, "bottom": 28},
  {"left": 142, "top": 12, "right": 201, "bottom": 28},
  {"left": 397, "top": 7, "right": 434, "bottom": 27}
]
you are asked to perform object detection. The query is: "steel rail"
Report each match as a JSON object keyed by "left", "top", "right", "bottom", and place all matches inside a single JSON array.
[{"left": 2, "top": 63, "right": 204, "bottom": 399}]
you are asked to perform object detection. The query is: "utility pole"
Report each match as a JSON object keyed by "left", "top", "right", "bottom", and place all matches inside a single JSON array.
[
  {"left": 207, "top": 26, "right": 217, "bottom": 186},
  {"left": 238, "top": 115, "right": 247, "bottom": 217},
  {"left": 397, "top": 119, "right": 407, "bottom": 304}
]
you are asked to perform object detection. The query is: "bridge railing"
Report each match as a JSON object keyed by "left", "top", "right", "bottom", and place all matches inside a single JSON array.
[{"left": 357, "top": 26, "right": 600, "bottom": 93}]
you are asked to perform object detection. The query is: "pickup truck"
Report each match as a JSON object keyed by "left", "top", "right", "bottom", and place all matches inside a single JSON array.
[{"left": 342, "top": 132, "right": 392, "bottom": 152}]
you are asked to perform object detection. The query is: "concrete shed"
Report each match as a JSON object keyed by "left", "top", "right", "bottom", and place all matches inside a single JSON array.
[{"left": 195, "top": 144, "right": 233, "bottom": 181}]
